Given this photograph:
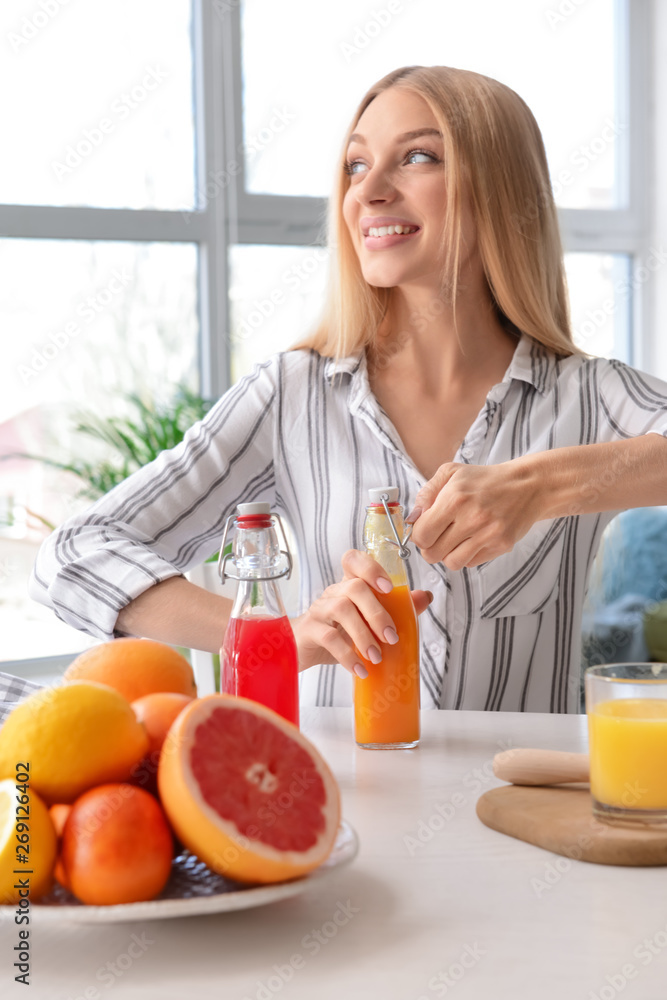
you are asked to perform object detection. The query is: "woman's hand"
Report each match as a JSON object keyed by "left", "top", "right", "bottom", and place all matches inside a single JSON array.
[
  {"left": 408, "top": 459, "right": 545, "bottom": 569},
  {"left": 291, "top": 548, "right": 433, "bottom": 677}
]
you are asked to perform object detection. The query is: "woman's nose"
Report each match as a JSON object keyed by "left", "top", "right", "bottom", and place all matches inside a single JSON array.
[{"left": 356, "top": 166, "right": 396, "bottom": 205}]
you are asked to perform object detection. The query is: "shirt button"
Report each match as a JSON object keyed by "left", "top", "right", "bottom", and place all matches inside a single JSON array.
[
  {"left": 429, "top": 642, "right": 442, "bottom": 657},
  {"left": 427, "top": 571, "right": 439, "bottom": 584},
  {"left": 460, "top": 446, "right": 473, "bottom": 460}
]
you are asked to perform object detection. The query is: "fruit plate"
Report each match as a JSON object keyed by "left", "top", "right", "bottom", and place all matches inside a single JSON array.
[{"left": 9, "top": 820, "right": 358, "bottom": 924}]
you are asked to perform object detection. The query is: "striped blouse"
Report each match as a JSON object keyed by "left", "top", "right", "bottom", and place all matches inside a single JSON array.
[{"left": 29, "top": 334, "right": 667, "bottom": 713}]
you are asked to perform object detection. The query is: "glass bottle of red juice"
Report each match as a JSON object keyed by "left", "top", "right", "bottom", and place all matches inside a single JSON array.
[{"left": 219, "top": 502, "right": 299, "bottom": 726}]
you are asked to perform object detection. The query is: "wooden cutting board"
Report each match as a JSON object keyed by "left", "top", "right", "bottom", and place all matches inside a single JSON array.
[{"left": 476, "top": 785, "right": 667, "bottom": 866}]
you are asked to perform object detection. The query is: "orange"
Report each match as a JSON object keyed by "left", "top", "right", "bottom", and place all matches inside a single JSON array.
[
  {"left": 49, "top": 803, "right": 72, "bottom": 890},
  {"left": 0, "top": 681, "right": 149, "bottom": 805},
  {"left": 60, "top": 784, "right": 173, "bottom": 905},
  {"left": 130, "top": 692, "right": 194, "bottom": 794},
  {"left": 158, "top": 695, "right": 341, "bottom": 884},
  {"left": 49, "top": 803, "right": 71, "bottom": 839},
  {"left": 63, "top": 638, "right": 197, "bottom": 702},
  {"left": 132, "top": 692, "right": 195, "bottom": 759},
  {"left": 0, "top": 780, "right": 57, "bottom": 903}
]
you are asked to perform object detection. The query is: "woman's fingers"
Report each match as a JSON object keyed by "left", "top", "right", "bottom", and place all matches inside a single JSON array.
[
  {"left": 295, "top": 552, "right": 436, "bottom": 678},
  {"left": 409, "top": 461, "right": 539, "bottom": 567},
  {"left": 341, "top": 548, "right": 393, "bottom": 594},
  {"left": 408, "top": 463, "right": 459, "bottom": 531},
  {"left": 307, "top": 620, "right": 366, "bottom": 678},
  {"left": 314, "top": 579, "right": 397, "bottom": 656},
  {"left": 410, "top": 589, "right": 434, "bottom": 617}
]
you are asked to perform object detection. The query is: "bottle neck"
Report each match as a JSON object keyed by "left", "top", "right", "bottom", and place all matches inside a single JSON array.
[
  {"left": 230, "top": 578, "right": 287, "bottom": 620},
  {"left": 230, "top": 522, "right": 286, "bottom": 581},
  {"left": 363, "top": 505, "right": 409, "bottom": 585}
]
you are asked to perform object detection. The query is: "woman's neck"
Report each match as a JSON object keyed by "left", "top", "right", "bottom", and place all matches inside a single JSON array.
[{"left": 369, "top": 281, "right": 519, "bottom": 397}]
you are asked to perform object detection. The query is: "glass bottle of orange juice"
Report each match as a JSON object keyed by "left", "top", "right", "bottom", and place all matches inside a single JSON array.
[{"left": 354, "top": 486, "right": 420, "bottom": 749}]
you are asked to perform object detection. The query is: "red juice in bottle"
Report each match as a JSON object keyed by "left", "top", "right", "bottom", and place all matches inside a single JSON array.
[{"left": 221, "top": 615, "right": 299, "bottom": 725}]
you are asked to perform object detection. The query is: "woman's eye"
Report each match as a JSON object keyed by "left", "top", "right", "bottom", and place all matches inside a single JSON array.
[
  {"left": 406, "top": 149, "right": 437, "bottom": 164},
  {"left": 344, "top": 160, "right": 367, "bottom": 176}
]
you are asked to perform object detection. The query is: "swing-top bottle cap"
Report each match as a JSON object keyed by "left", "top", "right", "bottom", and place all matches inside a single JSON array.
[
  {"left": 368, "top": 486, "right": 399, "bottom": 504},
  {"left": 237, "top": 501, "right": 271, "bottom": 515}
]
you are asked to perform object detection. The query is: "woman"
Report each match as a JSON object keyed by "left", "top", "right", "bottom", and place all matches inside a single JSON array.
[{"left": 30, "top": 66, "right": 667, "bottom": 713}]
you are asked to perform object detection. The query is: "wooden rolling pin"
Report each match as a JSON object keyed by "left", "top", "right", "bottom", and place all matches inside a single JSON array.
[{"left": 493, "top": 748, "right": 589, "bottom": 786}]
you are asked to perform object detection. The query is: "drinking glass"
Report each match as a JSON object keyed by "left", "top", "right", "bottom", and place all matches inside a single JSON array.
[{"left": 585, "top": 663, "right": 667, "bottom": 826}]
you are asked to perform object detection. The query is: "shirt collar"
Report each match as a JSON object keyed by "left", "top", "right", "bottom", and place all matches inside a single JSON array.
[
  {"left": 323, "top": 353, "right": 364, "bottom": 382},
  {"left": 502, "top": 333, "right": 559, "bottom": 397},
  {"left": 323, "top": 332, "right": 559, "bottom": 396}
]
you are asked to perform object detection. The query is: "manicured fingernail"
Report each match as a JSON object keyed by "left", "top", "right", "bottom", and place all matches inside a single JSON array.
[
  {"left": 353, "top": 663, "right": 369, "bottom": 679},
  {"left": 376, "top": 577, "right": 392, "bottom": 593},
  {"left": 427, "top": 590, "right": 434, "bottom": 604},
  {"left": 367, "top": 645, "right": 382, "bottom": 664},
  {"left": 405, "top": 506, "right": 423, "bottom": 525},
  {"left": 384, "top": 627, "right": 399, "bottom": 644}
]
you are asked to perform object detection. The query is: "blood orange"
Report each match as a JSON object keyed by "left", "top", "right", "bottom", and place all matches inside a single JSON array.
[{"left": 158, "top": 695, "right": 341, "bottom": 884}]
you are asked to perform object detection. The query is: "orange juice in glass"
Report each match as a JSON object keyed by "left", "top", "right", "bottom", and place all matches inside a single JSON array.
[
  {"left": 585, "top": 663, "right": 667, "bottom": 825},
  {"left": 353, "top": 487, "right": 420, "bottom": 749}
]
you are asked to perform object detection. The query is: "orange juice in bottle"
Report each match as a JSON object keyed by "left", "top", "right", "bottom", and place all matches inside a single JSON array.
[{"left": 354, "top": 486, "right": 420, "bottom": 749}]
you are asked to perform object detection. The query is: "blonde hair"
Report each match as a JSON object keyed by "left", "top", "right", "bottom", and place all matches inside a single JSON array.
[{"left": 292, "top": 65, "right": 578, "bottom": 361}]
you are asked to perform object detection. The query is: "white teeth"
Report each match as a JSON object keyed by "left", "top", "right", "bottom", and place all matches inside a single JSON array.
[{"left": 367, "top": 225, "right": 418, "bottom": 237}]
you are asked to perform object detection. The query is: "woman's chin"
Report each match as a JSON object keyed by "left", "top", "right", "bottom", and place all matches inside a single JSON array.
[{"left": 360, "top": 266, "right": 409, "bottom": 289}]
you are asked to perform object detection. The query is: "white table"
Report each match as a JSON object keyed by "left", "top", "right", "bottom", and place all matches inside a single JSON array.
[{"left": 3, "top": 708, "right": 667, "bottom": 1000}]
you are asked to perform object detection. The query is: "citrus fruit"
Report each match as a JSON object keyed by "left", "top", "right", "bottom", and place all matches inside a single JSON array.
[
  {"left": 130, "top": 692, "right": 194, "bottom": 794},
  {"left": 60, "top": 783, "right": 173, "bottom": 905},
  {"left": 0, "top": 681, "right": 149, "bottom": 805},
  {"left": 49, "top": 803, "right": 71, "bottom": 839},
  {"left": 0, "top": 780, "right": 57, "bottom": 904},
  {"left": 63, "top": 638, "right": 197, "bottom": 702},
  {"left": 49, "top": 803, "right": 72, "bottom": 890},
  {"left": 132, "top": 692, "right": 194, "bottom": 759},
  {"left": 158, "top": 695, "right": 341, "bottom": 884}
]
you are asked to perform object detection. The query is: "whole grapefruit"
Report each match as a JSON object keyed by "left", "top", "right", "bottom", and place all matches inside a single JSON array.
[
  {"left": 158, "top": 695, "right": 341, "bottom": 884},
  {"left": 63, "top": 638, "right": 197, "bottom": 702}
]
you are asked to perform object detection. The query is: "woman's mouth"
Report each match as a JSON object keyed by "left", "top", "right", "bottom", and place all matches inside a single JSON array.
[{"left": 362, "top": 226, "right": 421, "bottom": 250}]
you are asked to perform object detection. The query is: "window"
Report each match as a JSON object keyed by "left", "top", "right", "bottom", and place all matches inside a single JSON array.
[
  {"left": 232, "top": 0, "right": 647, "bottom": 373},
  {"left": 0, "top": 0, "right": 651, "bottom": 671},
  {"left": 0, "top": 0, "right": 203, "bottom": 666}
]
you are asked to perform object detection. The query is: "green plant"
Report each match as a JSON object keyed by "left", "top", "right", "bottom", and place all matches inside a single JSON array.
[
  {"left": 2, "top": 385, "right": 221, "bottom": 555},
  {"left": 31, "top": 386, "right": 215, "bottom": 501}
]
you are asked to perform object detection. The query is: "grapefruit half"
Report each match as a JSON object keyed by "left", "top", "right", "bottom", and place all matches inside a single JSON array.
[{"left": 158, "top": 695, "right": 341, "bottom": 884}]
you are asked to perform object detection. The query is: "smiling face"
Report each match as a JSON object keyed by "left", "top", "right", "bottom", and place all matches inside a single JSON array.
[{"left": 342, "top": 86, "right": 477, "bottom": 294}]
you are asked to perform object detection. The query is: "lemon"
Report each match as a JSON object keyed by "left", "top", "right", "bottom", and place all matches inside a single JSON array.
[
  {"left": 0, "top": 681, "right": 149, "bottom": 805},
  {"left": 0, "top": 779, "right": 57, "bottom": 903}
]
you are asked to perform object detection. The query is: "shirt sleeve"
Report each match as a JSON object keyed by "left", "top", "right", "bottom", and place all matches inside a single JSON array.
[
  {"left": 596, "top": 358, "right": 667, "bottom": 440},
  {"left": 28, "top": 356, "right": 281, "bottom": 641}
]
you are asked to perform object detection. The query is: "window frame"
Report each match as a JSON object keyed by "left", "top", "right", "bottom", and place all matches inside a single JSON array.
[
  {"left": 224, "top": 0, "right": 652, "bottom": 367},
  {"left": 0, "top": 0, "right": 651, "bottom": 388},
  {"left": 0, "top": 0, "right": 654, "bottom": 674}
]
